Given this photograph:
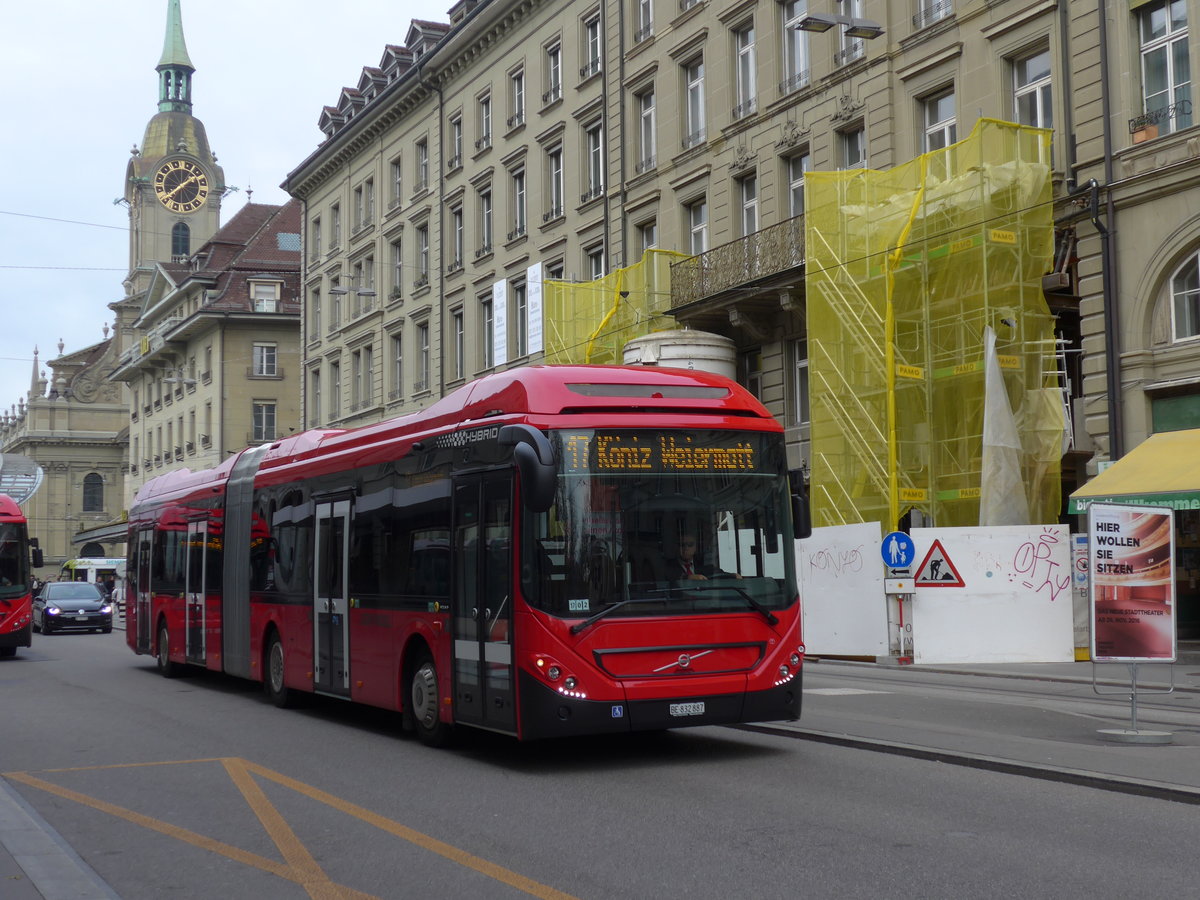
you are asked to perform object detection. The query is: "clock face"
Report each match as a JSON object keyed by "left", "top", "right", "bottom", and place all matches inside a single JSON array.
[{"left": 153, "top": 159, "right": 210, "bottom": 213}]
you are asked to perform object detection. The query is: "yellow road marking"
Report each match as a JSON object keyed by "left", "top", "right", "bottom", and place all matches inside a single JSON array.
[
  {"left": 222, "top": 758, "right": 365, "bottom": 900},
  {"left": 5, "top": 759, "right": 580, "bottom": 900},
  {"left": 245, "top": 760, "right": 581, "bottom": 900}
]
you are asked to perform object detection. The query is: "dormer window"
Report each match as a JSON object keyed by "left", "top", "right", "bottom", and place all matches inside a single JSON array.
[
  {"left": 172, "top": 222, "right": 190, "bottom": 260},
  {"left": 251, "top": 281, "right": 280, "bottom": 312}
]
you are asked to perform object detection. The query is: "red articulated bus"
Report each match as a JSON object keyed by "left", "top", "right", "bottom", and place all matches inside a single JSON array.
[
  {"left": 126, "top": 365, "right": 807, "bottom": 743},
  {"left": 0, "top": 494, "right": 43, "bottom": 658}
]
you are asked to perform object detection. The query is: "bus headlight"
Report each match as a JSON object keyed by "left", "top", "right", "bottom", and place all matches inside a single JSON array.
[
  {"left": 789, "top": 652, "right": 802, "bottom": 667},
  {"left": 547, "top": 665, "right": 562, "bottom": 681},
  {"left": 778, "top": 664, "right": 790, "bottom": 679}
]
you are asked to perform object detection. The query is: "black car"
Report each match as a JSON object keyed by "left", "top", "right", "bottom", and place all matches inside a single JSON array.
[{"left": 34, "top": 582, "right": 113, "bottom": 635}]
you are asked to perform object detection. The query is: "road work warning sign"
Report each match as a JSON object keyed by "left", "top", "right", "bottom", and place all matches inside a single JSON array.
[{"left": 914, "top": 539, "right": 965, "bottom": 587}]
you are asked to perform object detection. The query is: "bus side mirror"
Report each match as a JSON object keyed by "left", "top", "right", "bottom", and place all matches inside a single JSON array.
[
  {"left": 791, "top": 493, "right": 812, "bottom": 541},
  {"left": 499, "top": 424, "right": 557, "bottom": 513},
  {"left": 30, "top": 540, "right": 44, "bottom": 569}
]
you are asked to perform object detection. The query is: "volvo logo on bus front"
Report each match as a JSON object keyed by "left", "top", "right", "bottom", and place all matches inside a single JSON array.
[{"left": 677, "top": 653, "right": 692, "bottom": 669}]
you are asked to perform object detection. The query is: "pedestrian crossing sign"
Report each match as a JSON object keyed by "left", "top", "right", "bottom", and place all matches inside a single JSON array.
[{"left": 914, "top": 539, "right": 965, "bottom": 587}]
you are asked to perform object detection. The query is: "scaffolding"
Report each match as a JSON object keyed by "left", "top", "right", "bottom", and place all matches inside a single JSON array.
[
  {"left": 805, "top": 119, "right": 1062, "bottom": 529},
  {"left": 541, "top": 249, "right": 686, "bottom": 365}
]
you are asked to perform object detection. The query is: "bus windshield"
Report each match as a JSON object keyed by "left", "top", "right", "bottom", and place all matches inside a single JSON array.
[{"left": 521, "top": 428, "right": 797, "bottom": 620}]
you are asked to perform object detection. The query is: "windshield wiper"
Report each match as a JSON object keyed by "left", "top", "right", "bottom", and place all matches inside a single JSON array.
[
  {"left": 569, "top": 596, "right": 667, "bottom": 635},
  {"left": 681, "top": 583, "right": 779, "bottom": 626}
]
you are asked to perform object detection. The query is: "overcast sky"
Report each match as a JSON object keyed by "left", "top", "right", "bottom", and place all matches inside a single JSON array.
[{"left": 0, "top": 0, "right": 427, "bottom": 412}]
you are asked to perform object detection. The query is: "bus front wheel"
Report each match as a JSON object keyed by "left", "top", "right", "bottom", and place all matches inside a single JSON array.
[{"left": 407, "top": 650, "right": 452, "bottom": 747}]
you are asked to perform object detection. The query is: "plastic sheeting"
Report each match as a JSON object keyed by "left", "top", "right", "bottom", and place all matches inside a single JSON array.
[{"left": 805, "top": 119, "right": 1062, "bottom": 529}]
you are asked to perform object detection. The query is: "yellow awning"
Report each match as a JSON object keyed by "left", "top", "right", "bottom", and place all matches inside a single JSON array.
[{"left": 1069, "top": 428, "right": 1200, "bottom": 513}]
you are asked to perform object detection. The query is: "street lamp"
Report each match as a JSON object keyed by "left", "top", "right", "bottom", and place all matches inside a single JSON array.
[{"left": 795, "top": 12, "right": 885, "bottom": 40}]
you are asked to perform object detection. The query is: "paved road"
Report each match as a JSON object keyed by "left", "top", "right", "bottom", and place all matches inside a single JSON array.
[{"left": 4, "top": 630, "right": 1200, "bottom": 899}]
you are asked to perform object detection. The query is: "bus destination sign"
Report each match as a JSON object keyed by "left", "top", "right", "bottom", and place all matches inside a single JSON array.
[{"left": 561, "top": 431, "right": 758, "bottom": 473}]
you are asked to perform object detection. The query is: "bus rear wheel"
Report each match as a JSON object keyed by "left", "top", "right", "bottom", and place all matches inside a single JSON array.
[
  {"left": 156, "top": 622, "right": 179, "bottom": 678},
  {"left": 264, "top": 632, "right": 297, "bottom": 709},
  {"left": 407, "top": 650, "right": 451, "bottom": 747}
]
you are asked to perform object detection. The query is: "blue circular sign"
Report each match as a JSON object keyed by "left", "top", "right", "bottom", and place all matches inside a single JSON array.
[{"left": 881, "top": 531, "right": 916, "bottom": 569}]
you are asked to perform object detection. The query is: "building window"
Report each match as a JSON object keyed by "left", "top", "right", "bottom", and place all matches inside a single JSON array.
[
  {"left": 741, "top": 349, "right": 763, "bottom": 399},
  {"left": 787, "top": 151, "right": 809, "bottom": 218},
  {"left": 586, "top": 246, "right": 605, "bottom": 280},
  {"left": 841, "top": 127, "right": 866, "bottom": 168},
  {"left": 452, "top": 309, "right": 465, "bottom": 380},
  {"left": 312, "top": 217, "right": 322, "bottom": 258},
  {"left": 635, "top": 0, "right": 653, "bottom": 43},
  {"left": 390, "top": 156, "right": 403, "bottom": 207},
  {"left": 914, "top": 0, "right": 953, "bottom": 30},
  {"left": 481, "top": 294, "right": 495, "bottom": 368},
  {"left": 1171, "top": 251, "right": 1200, "bottom": 340},
  {"left": 639, "top": 220, "right": 658, "bottom": 253},
  {"left": 477, "top": 94, "right": 492, "bottom": 149},
  {"left": 684, "top": 59, "right": 706, "bottom": 148},
  {"left": 513, "top": 283, "right": 528, "bottom": 357},
  {"left": 363, "top": 344, "right": 373, "bottom": 406},
  {"left": 1139, "top": 1, "right": 1192, "bottom": 136},
  {"left": 251, "top": 282, "right": 278, "bottom": 312},
  {"left": 309, "top": 287, "right": 322, "bottom": 339},
  {"left": 391, "top": 332, "right": 404, "bottom": 398},
  {"left": 792, "top": 339, "right": 810, "bottom": 426},
  {"left": 547, "top": 147, "right": 564, "bottom": 219},
  {"left": 450, "top": 206, "right": 464, "bottom": 268},
  {"left": 636, "top": 88, "right": 656, "bottom": 173},
  {"left": 687, "top": 198, "right": 708, "bottom": 254},
  {"left": 390, "top": 238, "right": 403, "bottom": 299},
  {"left": 449, "top": 116, "right": 463, "bottom": 168},
  {"left": 351, "top": 349, "right": 362, "bottom": 408},
  {"left": 171, "top": 222, "right": 190, "bottom": 259},
  {"left": 416, "top": 322, "right": 431, "bottom": 391},
  {"left": 354, "top": 184, "right": 365, "bottom": 227},
  {"left": 782, "top": 1, "right": 810, "bottom": 94},
  {"left": 416, "top": 224, "right": 429, "bottom": 282},
  {"left": 416, "top": 139, "right": 429, "bottom": 191},
  {"left": 734, "top": 23, "right": 757, "bottom": 119},
  {"left": 329, "top": 277, "right": 342, "bottom": 330},
  {"left": 923, "top": 89, "right": 957, "bottom": 151},
  {"left": 1014, "top": 49, "right": 1053, "bottom": 130},
  {"left": 545, "top": 43, "right": 563, "bottom": 103},
  {"left": 478, "top": 189, "right": 493, "bottom": 255},
  {"left": 836, "top": 0, "right": 865, "bottom": 65},
  {"left": 511, "top": 168, "right": 527, "bottom": 239},
  {"left": 583, "top": 15, "right": 602, "bottom": 79},
  {"left": 510, "top": 69, "right": 526, "bottom": 127},
  {"left": 310, "top": 369, "right": 321, "bottom": 422},
  {"left": 253, "top": 402, "right": 277, "bottom": 442},
  {"left": 330, "top": 203, "right": 342, "bottom": 247},
  {"left": 584, "top": 123, "right": 604, "bottom": 200},
  {"left": 82, "top": 473, "right": 104, "bottom": 512},
  {"left": 329, "top": 361, "right": 341, "bottom": 417},
  {"left": 739, "top": 174, "right": 758, "bottom": 236},
  {"left": 252, "top": 343, "right": 277, "bottom": 376}
]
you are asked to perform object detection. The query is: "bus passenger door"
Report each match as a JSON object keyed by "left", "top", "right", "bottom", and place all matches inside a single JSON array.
[
  {"left": 452, "top": 474, "right": 515, "bottom": 733},
  {"left": 135, "top": 527, "right": 153, "bottom": 654},
  {"left": 184, "top": 520, "right": 207, "bottom": 663},
  {"left": 313, "top": 499, "right": 351, "bottom": 696}
]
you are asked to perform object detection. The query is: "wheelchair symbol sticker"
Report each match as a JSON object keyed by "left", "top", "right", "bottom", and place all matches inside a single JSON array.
[{"left": 611, "top": 705, "right": 624, "bottom": 718}]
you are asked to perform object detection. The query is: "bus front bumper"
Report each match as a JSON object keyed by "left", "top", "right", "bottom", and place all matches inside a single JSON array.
[{"left": 516, "top": 669, "right": 802, "bottom": 741}]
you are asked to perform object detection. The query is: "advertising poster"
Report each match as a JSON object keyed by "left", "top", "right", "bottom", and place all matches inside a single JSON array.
[{"left": 1088, "top": 503, "right": 1176, "bottom": 662}]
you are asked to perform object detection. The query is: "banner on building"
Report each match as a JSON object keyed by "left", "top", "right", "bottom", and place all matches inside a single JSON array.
[
  {"left": 1087, "top": 503, "right": 1176, "bottom": 662},
  {"left": 527, "top": 262, "right": 543, "bottom": 355},
  {"left": 493, "top": 279, "right": 508, "bottom": 367}
]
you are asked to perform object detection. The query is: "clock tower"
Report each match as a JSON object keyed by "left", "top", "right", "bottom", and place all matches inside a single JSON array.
[{"left": 122, "top": 0, "right": 225, "bottom": 299}]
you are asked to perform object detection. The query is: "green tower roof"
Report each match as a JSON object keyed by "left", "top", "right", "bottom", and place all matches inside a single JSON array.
[{"left": 157, "top": 0, "right": 194, "bottom": 71}]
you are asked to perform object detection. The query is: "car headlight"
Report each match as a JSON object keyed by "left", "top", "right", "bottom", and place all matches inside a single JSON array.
[
  {"left": 100, "top": 604, "right": 112, "bottom": 614},
  {"left": 46, "top": 606, "right": 61, "bottom": 615}
]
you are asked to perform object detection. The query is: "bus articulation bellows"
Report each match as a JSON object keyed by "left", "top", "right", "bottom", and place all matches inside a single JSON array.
[{"left": 125, "top": 365, "right": 807, "bottom": 743}]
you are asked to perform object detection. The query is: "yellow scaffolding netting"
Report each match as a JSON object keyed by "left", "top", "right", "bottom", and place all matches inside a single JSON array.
[
  {"left": 805, "top": 118, "right": 1063, "bottom": 529},
  {"left": 542, "top": 249, "right": 687, "bottom": 364}
]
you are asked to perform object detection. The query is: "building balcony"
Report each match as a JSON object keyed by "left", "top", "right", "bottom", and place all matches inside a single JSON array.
[{"left": 670, "top": 213, "right": 805, "bottom": 309}]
